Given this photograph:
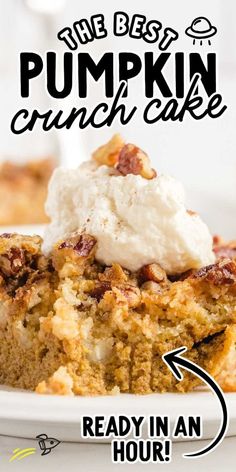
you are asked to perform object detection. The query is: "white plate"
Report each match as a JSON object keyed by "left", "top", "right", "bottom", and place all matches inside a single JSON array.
[{"left": 0, "top": 388, "right": 236, "bottom": 442}]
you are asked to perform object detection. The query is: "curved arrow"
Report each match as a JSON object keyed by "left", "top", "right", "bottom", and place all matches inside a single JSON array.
[{"left": 162, "top": 346, "right": 228, "bottom": 458}]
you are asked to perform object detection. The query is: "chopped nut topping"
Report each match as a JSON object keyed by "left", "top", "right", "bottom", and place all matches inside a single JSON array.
[
  {"left": 89, "top": 281, "right": 112, "bottom": 301},
  {"left": 191, "top": 260, "right": 236, "bottom": 285},
  {"left": 99, "top": 264, "right": 128, "bottom": 284},
  {"left": 74, "top": 236, "right": 96, "bottom": 257},
  {"left": 117, "top": 144, "right": 157, "bottom": 180},
  {"left": 0, "top": 247, "right": 25, "bottom": 276},
  {"left": 58, "top": 234, "right": 96, "bottom": 257},
  {"left": 54, "top": 234, "right": 97, "bottom": 276},
  {"left": 115, "top": 284, "right": 141, "bottom": 308},
  {"left": 139, "top": 263, "right": 167, "bottom": 284},
  {"left": 92, "top": 134, "right": 125, "bottom": 166}
]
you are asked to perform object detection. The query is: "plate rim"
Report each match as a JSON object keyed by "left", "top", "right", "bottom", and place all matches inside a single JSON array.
[{"left": 0, "top": 389, "right": 236, "bottom": 423}]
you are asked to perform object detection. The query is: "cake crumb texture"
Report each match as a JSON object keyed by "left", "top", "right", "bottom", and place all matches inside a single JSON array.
[{"left": 0, "top": 232, "right": 235, "bottom": 395}]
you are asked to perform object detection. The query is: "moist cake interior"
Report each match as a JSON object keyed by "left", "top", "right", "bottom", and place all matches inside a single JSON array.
[{"left": 0, "top": 232, "right": 235, "bottom": 395}]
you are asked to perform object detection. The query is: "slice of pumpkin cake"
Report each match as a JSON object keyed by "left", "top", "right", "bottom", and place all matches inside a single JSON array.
[{"left": 0, "top": 232, "right": 235, "bottom": 395}]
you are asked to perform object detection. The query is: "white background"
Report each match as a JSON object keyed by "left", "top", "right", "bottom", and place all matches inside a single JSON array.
[{"left": 0, "top": 0, "right": 236, "bottom": 238}]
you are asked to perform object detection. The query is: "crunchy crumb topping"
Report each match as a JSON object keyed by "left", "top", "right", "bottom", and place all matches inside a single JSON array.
[
  {"left": 58, "top": 233, "right": 96, "bottom": 257},
  {"left": 53, "top": 233, "right": 97, "bottom": 276},
  {"left": 0, "top": 247, "right": 26, "bottom": 277},
  {"left": 0, "top": 233, "right": 50, "bottom": 295},
  {"left": 99, "top": 264, "right": 128, "bottom": 284},
  {"left": 114, "top": 284, "right": 141, "bottom": 308},
  {"left": 89, "top": 281, "right": 112, "bottom": 301},
  {"left": 191, "top": 259, "right": 236, "bottom": 285}
]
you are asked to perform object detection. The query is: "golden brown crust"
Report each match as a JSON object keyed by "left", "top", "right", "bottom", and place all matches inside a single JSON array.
[{"left": 52, "top": 233, "right": 97, "bottom": 277}]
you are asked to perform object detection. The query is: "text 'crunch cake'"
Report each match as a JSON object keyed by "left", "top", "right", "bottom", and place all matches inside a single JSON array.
[{"left": 0, "top": 135, "right": 235, "bottom": 396}]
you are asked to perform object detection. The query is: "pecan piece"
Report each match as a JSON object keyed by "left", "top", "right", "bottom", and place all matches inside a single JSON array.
[
  {"left": 116, "top": 284, "right": 141, "bottom": 308},
  {"left": 92, "top": 134, "right": 125, "bottom": 166},
  {"left": 54, "top": 233, "right": 97, "bottom": 275},
  {"left": 99, "top": 263, "right": 128, "bottom": 284},
  {"left": 89, "top": 281, "right": 112, "bottom": 301},
  {"left": 191, "top": 260, "right": 236, "bottom": 285},
  {"left": 139, "top": 263, "right": 167, "bottom": 284},
  {"left": 58, "top": 233, "right": 96, "bottom": 257},
  {"left": 117, "top": 144, "right": 157, "bottom": 180},
  {"left": 0, "top": 247, "right": 25, "bottom": 276},
  {"left": 74, "top": 235, "right": 96, "bottom": 257}
]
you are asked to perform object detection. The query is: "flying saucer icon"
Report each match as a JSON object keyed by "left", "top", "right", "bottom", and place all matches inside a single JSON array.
[{"left": 185, "top": 17, "right": 217, "bottom": 45}]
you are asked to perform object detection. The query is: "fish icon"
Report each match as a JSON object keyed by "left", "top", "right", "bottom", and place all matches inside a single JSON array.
[{"left": 36, "top": 434, "right": 61, "bottom": 456}]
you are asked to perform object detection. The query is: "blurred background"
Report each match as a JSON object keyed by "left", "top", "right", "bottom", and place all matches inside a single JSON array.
[{"left": 0, "top": 0, "right": 235, "bottom": 238}]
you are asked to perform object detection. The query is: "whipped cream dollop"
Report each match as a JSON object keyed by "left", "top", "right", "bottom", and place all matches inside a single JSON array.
[{"left": 43, "top": 161, "right": 215, "bottom": 274}]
